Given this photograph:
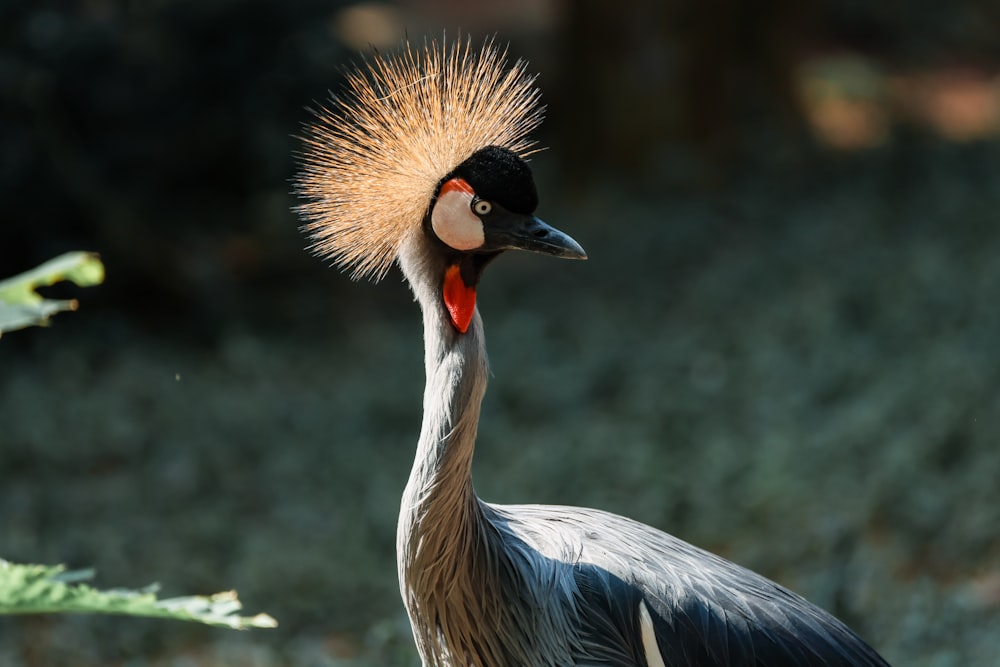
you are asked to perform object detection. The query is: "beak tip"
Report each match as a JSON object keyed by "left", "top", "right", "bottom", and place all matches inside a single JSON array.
[
  {"left": 565, "top": 241, "right": 587, "bottom": 260},
  {"left": 496, "top": 215, "right": 588, "bottom": 260}
]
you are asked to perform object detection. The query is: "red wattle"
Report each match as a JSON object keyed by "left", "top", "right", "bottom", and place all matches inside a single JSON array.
[{"left": 443, "top": 264, "right": 476, "bottom": 333}]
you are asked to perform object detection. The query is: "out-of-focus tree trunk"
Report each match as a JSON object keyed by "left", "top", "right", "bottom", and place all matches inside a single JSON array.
[{"left": 556, "top": 0, "right": 810, "bottom": 183}]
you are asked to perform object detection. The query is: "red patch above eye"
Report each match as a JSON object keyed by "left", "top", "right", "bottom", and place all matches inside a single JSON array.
[
  {"left": 442, "top": 264, "right": 476, "bottom": 333},
  {"left": 440, "top": 177, "right": 475, "bottom": 197}
]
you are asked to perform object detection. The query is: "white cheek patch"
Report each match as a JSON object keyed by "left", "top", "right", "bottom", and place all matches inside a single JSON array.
[{"left": 431, "top": 189, "right": 485, "bottom": 251}]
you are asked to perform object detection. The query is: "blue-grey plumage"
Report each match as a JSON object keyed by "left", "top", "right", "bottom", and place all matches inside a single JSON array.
[
  {"left": 394, "top": 222, "right": 890, "bottom": 666},
  {"left": 296, "top": 40, "right": 890, "bottom": 667},
  {"left": 492, "top": 503, "right": 889, "bottom": 666}
]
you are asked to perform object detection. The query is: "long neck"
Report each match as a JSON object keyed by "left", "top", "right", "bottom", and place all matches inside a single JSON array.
[
  {"left": 403, "top": 286, "right": 487, "bottom": 522},
  {"left": 398, "top": 234, "right": 489, "bottom": 520},
  {"left": 395, "top": 237, "right": 494, "bottom": 663}
]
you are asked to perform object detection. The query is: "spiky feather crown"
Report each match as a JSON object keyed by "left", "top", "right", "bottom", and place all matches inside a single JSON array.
[{"left": 295, "top": 38, "right": 545, "bottom": 281}]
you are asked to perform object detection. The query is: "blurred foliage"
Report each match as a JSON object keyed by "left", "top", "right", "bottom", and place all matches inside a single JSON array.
[
  {"left": 0, "top": 560, "right": 275, "bottom": 630},
  {"left": 0, "top": 254, "right": 274, "bottom": 638},
  {"left": 0, "top": 252, "right": 104, "bottom": 337}
]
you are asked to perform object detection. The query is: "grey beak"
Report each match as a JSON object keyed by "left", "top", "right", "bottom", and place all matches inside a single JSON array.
[{"left": 484, "top": 215, "right": 587, "bottom": 260}]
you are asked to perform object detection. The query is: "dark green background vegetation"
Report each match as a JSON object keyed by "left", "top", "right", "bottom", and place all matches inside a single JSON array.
[{"left": 2, "top": 1, "right": 999, "bottom": 664}]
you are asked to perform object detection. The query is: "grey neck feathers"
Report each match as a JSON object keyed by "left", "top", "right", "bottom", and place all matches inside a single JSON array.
[
  {"left": 396, "top": 235, "right": 488, "bottom": 523},
  {"left": 394, "top": 236, "right": 580, "bottom": 667},
  {"left": 395, "top": 235, "right": 502, "bottom": 665}
]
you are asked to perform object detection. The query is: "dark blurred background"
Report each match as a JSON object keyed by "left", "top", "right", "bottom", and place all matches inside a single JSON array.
[{"left": 2, "top": 1, "right": 999, "bottom": 664}]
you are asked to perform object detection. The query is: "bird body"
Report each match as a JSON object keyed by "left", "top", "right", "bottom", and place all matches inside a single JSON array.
[{"left": 297, "top": 38, "right": 890, "bottom": 666}]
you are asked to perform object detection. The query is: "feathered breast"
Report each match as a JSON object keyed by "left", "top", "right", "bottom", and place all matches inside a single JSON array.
[{"left": 295, "top": 38, "right": 545, "bottom": 281}]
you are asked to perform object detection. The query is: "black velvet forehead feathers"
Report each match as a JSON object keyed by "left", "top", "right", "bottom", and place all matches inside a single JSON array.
[{"left": 447, "top": 146, "right": 539, "bottom": 215}]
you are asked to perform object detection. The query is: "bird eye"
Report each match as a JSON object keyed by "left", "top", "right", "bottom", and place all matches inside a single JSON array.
[{"left": 473, "top": 199, "right": 493, "bottom": 216}]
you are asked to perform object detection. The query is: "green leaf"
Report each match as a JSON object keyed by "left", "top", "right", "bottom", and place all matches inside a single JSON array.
[
  {"left": 0, "top": 251, "right": 106, "bottom": 336},
  {"left": 0, "top": 559, "right": 277, "bottom": 630}
]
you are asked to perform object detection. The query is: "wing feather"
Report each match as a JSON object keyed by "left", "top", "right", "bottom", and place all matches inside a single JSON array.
[{"left": 493, "top": 503, "right": 890, "bottom": 666}]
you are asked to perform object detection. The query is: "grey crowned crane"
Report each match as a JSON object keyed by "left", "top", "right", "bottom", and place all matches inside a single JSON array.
[{"left": 295, "top": 38, "right": 890, "bottom": 667}]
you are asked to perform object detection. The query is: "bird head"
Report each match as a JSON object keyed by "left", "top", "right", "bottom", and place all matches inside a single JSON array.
[
  {"left": 295, "top": 38, "right": 585, "bottom": 333},
  {"left": 426, "top": 145, "right": 586, "bottom": 332}
]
